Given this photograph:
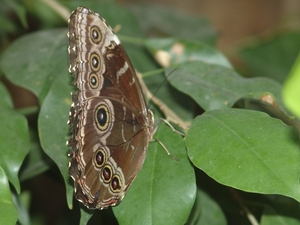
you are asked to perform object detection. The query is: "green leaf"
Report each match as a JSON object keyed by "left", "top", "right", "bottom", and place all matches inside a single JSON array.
[
  {"left": 112, "top": 124, "right": 196, "bottom": 225},
  {"left": 239, "top": 32, "right": 300, "bottom": 83},
  {"left": 261, "top": 211, "right": 300, "bottom": 225},
  {"left": 38, "top": 72, "right": 73, "bottom": 208},
  {"left": 127, "top": 4, "right": 217, "bottom": 44},
  {"left": 145, "top": 38, "right": 231, "bottom": 68},
  {"left": 4, "top": 0, "right": 28, "bottom": 28},
  {"left": 79, "top": 208, "right": 93, "bottom": 225},
  {"left": 187, "top": 189, "right": 226, "bottom": 225},
  {"left": 186, "top": 109, "right": 300, "bottom": 201},
  {"left": 19, "top": 132, "right": 52, "bottom": 182},
  {"left": 282, "top": 53, "right": 300, "bottom": 119},
  {"left": 261, "top": 195, "right": 300, "bottom": 225},
  {"left": 0, "top": 28, "right": 68, "bottom": 102},
  {"left": 144, "top": 73, "right": 196, "bottom": 123},
  {"left": 166, "top": 61, "right": 283, "bottom": 111},
  {"left": 0, "top": 79, "right": 13, "bottom": 108},
  {"left": 0, "top": 83, "right": 30, "bottom": 193},
  {"left": 15, "top": 191, "right": 31, "bottom": 225},
  {"left": 0, "top": 167, "right": 18, "bottom": 225}
]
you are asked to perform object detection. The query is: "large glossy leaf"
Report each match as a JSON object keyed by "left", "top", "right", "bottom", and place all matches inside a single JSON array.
[
  {"left": 166, "top": 61, "right": 283, "bottom": 111},
  {"left": 186, "top": 109, "right": 300, "bottom": 201},
  {"left": 0, "top": 82, "right": 30, "bottom": 193},
  {"left": 113, "top": 124, "right": 196, "bottom": 225},
  {"left": 1, "top": 28, "right": 68, "bottom": 102}
]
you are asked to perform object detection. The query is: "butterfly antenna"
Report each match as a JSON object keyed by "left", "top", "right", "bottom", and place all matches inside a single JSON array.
[{"left": 149, "top": 68, "right": 177, "bottom": 102}]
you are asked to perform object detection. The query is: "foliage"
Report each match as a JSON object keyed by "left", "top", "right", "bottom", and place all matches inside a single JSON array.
[{"left": 0, "top": 0, "right": 300, "bottom": 225}]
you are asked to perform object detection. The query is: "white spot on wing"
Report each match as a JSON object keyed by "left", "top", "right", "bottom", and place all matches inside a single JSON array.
[
  {"left": 117, "top": 62, "right": 129, "bottom": 83},
  {"left": 130, "top": 77, "right": 135, "bottom": 86}
]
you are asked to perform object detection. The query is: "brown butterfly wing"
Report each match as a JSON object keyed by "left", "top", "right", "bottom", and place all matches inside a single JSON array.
[{"left": 67, "top": 7, "right": 153, "bottom": 209}]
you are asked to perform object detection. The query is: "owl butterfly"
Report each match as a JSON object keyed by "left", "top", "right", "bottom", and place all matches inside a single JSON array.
[{"left": 67, "top": 6, "right": 181, "bottom": 210}]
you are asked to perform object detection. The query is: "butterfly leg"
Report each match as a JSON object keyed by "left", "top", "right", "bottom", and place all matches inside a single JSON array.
[
  {"left": 150, "top": 138, "right": 180, "bottom": 161},
  {"left": 153, "top": 118, "right": 186, "bottom": 137},
  {"left": 151, "top": 118, "right": 185, "bottom": 161}
]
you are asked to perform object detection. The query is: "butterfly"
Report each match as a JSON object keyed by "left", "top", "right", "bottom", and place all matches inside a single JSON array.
[{"left": 67, "top": 6, "right": 155, "bottom": 209}]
